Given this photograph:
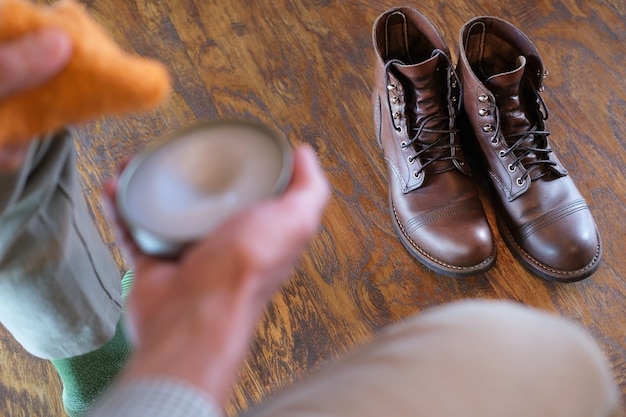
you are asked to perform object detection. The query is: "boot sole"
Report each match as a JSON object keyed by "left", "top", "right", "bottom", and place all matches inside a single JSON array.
[{"left": 389, "top": 197, "right": 496, "bottom": 278}]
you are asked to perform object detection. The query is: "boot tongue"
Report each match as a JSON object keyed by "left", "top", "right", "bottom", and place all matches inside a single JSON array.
[
  {"left": 485, "top": 56, "right": 546, "bottom": 177},
  {"left": 393, "top": 51, "right": 447, "bottom": 145},
  {"left": 390, "top": 51, "right": 454, "bottom": 174},
  {"left": 485, "top": 56, "right": 530, "bottom": 134}
]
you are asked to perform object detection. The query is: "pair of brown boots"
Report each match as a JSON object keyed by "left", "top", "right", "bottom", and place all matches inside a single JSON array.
[{"left": 372, "top": 7, "right": 602, "bottom": 282}]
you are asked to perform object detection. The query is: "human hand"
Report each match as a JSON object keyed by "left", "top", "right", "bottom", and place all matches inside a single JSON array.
[
  {"left": 0, "top": 29, "right": 72, "bottom": 171},
  {"left": 103, "top": 145, "right": 330, "bottom": 404}
]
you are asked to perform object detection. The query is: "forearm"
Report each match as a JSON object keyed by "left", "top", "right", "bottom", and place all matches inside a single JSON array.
[{"left": 92, "top": 145, "right": 330, "bottom": 416}]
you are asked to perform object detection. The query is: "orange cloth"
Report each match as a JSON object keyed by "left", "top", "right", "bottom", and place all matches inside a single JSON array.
[{"left": 0, "top": 0, "right": 171, "bottom": 145}]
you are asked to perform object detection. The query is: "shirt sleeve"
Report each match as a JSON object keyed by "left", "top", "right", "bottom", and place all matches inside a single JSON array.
[{"left": 87, "top": 378, "right": 222, "bottom": 417}]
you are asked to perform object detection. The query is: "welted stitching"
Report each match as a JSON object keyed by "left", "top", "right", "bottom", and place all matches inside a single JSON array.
[
  {"left": 500, "top": 212, "right": 601, "bottom": 278},
  {"left": 384, "top": 156, "right": 409, "bottom": 190},
  {"left": 518, "top": 199, "right": 589, "bottom": 241},
  {"left": 405, "top": 199, "right": 482, "bottom": 234},
  {"left": 391, "top": 199, "right": 495, "bottom": 271},
  {"left": 488, "top": 170, "right": 514, "bottom": 201}
]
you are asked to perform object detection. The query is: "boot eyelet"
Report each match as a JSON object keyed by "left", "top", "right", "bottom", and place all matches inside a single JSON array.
[
  {"left": 478, "top": 108, "right": 489, "bottom": 116},
  {"left": 490, "top": 136, "right": 499, "bottom": 145},
  {"left": 391, "top": 96, "right": 400, "bottom": 104},
  {"left": 516, "top": 177, "right": 526, "bottom": 187},
  {"left": 478, "top": 94, "right": 489, "bottom": 103},
  {"left": 508, "top": 164, "right": 517, "bottom": 173},
  {"left": 387, "top": 84, "right": 397, "bottom": 91},
  {"left": 393, "top": 112, "right": 402, "bottom": 119},
  {"left": 400, "top": 141, "right": 407, "bottom": 147},
  {"left": 413, "top": 170, "right": 422, "bottom": 179},
  {"left": 499, "top": 150, "right": 507, "bottom": 158},
  {"left": 482, "top": 124, "right": 494, "bottom": 132},
  {"left": 408, "top": 156, "right": 415, "bottom": 163}
]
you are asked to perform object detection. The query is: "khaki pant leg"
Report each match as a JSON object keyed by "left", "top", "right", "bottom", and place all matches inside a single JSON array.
[
  {"left": 0, "top": 132, "right": 122, "bottom": 359},
  {"left": 245, "top": 300, "right": 621, "bottom": 417}
]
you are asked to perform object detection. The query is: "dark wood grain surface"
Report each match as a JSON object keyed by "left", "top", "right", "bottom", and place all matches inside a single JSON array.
[{"left": 1, "top": 1, "right": 625, "bottom": 416}]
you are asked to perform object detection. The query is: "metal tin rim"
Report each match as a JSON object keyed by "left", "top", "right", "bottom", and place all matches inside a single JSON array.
[{"left": 115, "top": 119, "right": 293, "bottom": 255}]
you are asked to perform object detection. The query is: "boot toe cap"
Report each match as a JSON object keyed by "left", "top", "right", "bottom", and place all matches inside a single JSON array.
[
  {"left": 512, "top": 211, "right": 602, "bottom": 281},
  {"left": 397, "top": 214, "right": 496, "bottom": 276}
]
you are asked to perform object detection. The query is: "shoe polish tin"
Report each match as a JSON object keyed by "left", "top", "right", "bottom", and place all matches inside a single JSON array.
[{"left": 116, "top": 120, "right": 293, "bottom": 257}]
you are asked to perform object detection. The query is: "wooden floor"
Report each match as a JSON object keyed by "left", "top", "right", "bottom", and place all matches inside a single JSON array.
[{"left": 1, "top": 0, "right": 625, "bottom": 415}]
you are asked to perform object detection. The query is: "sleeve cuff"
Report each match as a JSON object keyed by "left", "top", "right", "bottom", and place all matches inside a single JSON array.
[{"left": 88, "top": 378, "right": 222, "bottom": 417}]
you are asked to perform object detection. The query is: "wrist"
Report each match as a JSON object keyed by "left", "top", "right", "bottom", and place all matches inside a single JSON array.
[{"left": 122, "top": 279, "right": 267, "bottom": 406}]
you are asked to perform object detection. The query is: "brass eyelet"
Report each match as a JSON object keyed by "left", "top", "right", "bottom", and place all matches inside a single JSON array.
[
  {"left": 478, "top": 94, "right": 489, "bottom": 103},
  {"left": 482, "top": 124, "right": 494, "bottom": 132},
  {"left": 478, "top": 108, "right": 489, "bottom": 116}
]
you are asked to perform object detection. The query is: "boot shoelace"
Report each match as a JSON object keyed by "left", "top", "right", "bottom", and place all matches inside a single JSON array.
[
  {"left": 495, "top": 80, "right": 557, "bottom": 186},
  {"left": 404, "top": 113, "right": 461, "bottom": 175},
  {"left": 384, "top": 51, "right": 464, "bottom": 178}
]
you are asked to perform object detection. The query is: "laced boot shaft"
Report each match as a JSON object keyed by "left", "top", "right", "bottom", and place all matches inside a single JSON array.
[
  {"left": 385, "top": 52, "right": 464, "bottom": 177},
  {"left": 484, "top": 56, "right": 558, "bottom": 183},
  {"left": 458, "top": 16, "right": 602, "bottom": 282},
  {"left": 372, "top": 7, "right": 495, "bottom": 277},
  {"left": 377, "top": 9, "right": 466, "bottom": 182}
]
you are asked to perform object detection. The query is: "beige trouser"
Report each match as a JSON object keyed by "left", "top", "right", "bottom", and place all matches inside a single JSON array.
[
  {"left": 245, "top": 300, "right": 622, "bottom": 417},
  {"left": 0, "top": 132, "right": 122, "bottom": 359}
]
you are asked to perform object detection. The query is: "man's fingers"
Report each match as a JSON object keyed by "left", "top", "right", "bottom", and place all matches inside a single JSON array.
[
  {"left": 103, "top": 169, "right": 179, "bottom": 271},
  {"left": 0, "top": 28, "right": 72, "bottom": 98},
  {"left": 102, "top": 177, "right": 144, "bottom": 265},
  {"left": 282, "top": 145, "right": 331, "bottom": 214}
]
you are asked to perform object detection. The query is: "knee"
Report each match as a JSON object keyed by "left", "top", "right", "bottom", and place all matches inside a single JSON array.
[{"left": 408, "top": 300, "right": 621, "bottom": 416}]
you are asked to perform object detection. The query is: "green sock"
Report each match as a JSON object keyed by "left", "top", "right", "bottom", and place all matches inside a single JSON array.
[{"left": 51, "top": 270, "right": 134, "bottom": 417}]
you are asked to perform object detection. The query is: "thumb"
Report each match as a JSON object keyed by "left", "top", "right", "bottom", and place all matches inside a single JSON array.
[{"left": 0, "top": 28, "right": 73, "bottom": 98}]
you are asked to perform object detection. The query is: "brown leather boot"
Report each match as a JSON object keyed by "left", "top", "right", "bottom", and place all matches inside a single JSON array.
[
  {"left": 372, "top": 7, "right": 495, "bottom": 277},
  {"left": 457, "top": 17, "right": 602, "bottom": 282}
]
